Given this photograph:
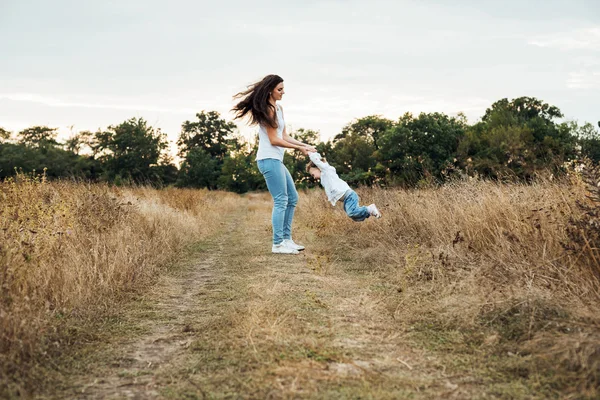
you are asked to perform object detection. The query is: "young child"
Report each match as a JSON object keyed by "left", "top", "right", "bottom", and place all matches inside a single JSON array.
[{"left": 306, "top": 152, "right": 381, "bottom": 221}]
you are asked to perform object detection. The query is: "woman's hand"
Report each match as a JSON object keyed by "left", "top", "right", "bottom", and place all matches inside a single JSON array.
[
  {"left": 298, "top": 146, "right": 310, "bottom": 156},
  {"left": 299, "top": 146, "right": 317, "bottom": 156}
]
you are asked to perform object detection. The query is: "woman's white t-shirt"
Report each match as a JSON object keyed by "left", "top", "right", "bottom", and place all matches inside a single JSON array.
[{"left": 256, "top": 104, "right": 285, "bottom": 161}]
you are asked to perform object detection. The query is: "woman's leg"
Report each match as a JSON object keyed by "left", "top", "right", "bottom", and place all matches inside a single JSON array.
[
  {"left": 343, "top": 190, "right": 371, "bottom": 222},
  {"left": 257, "top": 159, "right": 288, "bottom": 245},
  {"left": 282, "top": 165, "right": 298, "bottom": 240}
]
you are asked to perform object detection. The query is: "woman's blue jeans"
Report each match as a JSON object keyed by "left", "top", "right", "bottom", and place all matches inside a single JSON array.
[
  {"left": 343, "top": 190, "right": 371, "bottom": 222},
  {"left": 257, "top": 159, "right": 298, "bottom": 245}
]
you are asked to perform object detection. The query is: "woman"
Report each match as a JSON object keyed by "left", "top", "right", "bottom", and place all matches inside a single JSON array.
[{"left": 233, "top": 74, "right": 316, "bottom": 254}]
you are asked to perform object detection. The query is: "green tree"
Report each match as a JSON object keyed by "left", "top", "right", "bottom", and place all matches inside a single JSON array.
[
  {"left": 459, "top": 124, "right": 535, "bottom": 179},
  {"left": 334, "top": 115, "right": 394, "bottom": 150},
  {"left": 65, "top": 130, "right": 98, "bottom": 156},
  {"left": 327, "top": 116, "right": 393, "bottom": 186},
  {"left": 18, "top": 126, "right": 59, "bottom": 148},
  {"left": 177, "top": 148, "right": 220, "bottom": 189},
  {"left": 218, "top": 149, "right": 264, "bottom": 193},
  {"left": 95, "top": 117, "right": 170, "bottom": 184},
  {"left": 176, "top": 111, "right": 240, "bottom": 189},
  {"left": 0, "top": 142, "right": 98, "bottom": 180},
  {"left": 0, "top": 127, "right": 10, "bottom": 142},
  {"left": 378, "top": 112, "right": 466, "bottom": 186},
  {"left": 481, "top": 97, "right": 563, "bottom": 126},
  {"left": 150, "top": 153, "right": 178, "bottom": 186},
  {"left": 570, "top": 121, "right": 600, "bottom": 162},
  {"left": 458, "top": 97, "right": 576, "bottom": 180},
  {"left": 177, "top": 111, "right": 239, "bottom": 160}
]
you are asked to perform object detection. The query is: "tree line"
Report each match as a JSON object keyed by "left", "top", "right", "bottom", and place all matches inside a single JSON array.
[{"left": 0, "top": 96, "right": 598, "bottom": 192}]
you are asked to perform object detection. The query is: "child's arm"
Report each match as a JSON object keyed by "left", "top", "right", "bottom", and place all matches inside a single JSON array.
[{"left": 308, "top": 152, "right": 330, "bottom": 170}]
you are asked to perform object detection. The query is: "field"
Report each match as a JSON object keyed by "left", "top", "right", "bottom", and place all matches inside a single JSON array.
[{"left": 1, "top": 174, "right": 599, "bottom": 399}]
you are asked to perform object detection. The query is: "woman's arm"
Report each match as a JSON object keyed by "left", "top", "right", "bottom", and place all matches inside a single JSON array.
[
  {"left": 266, "top": 124, "right": 311, "bottom": 155},
  {"left": 279, "top": 105, "right": 317, "bottom": 152},
  {"left": 283, "top": 131, "right": 317, "bottom": 152}
]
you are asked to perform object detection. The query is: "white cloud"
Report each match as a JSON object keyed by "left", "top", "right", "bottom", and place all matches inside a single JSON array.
[
  {"left": 527, "top": 28, "right": 600, "bottom": 91},
  {"left": 0, "top": 92, "right": 200, "bottom": 115},
  {"left": 567, "top": 70, "right": 600, "bottom": 89},
  {"left": 528, "top": 27, "right": 600, "bottom": 50}
]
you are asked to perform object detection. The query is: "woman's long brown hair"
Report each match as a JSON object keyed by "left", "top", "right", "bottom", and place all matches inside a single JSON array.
[{"left": 232, "top": 74, "right": 283, "bottom": 129}]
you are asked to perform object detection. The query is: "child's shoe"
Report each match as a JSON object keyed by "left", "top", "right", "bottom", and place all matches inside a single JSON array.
[{"left": 367, "top": 204, "right": 382, "bottom": 219}]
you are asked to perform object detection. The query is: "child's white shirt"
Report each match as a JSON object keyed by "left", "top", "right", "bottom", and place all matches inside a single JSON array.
[{"left": 309, "top": 152, "right": 351, "bottom": 206}]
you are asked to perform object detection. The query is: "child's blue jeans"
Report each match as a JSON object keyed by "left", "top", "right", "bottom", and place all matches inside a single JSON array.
[
  {"left": 343, "top": 190, "right": 371, "bottom": 222},
  {"left": 257, "top": 158, "right": 298, "bottom": 245}
]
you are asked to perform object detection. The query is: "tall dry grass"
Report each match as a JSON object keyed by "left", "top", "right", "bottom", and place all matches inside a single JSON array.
[
  {"left": 0, "top": 174, "right": 238, "bottom": 395},
  {"left": 296, "top": 175, "right": 600, "bottom": 396}
]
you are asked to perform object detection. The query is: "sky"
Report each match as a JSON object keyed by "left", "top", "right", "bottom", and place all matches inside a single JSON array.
[{"left": 0, "top": 0, "right": 599, "bottom": 154}]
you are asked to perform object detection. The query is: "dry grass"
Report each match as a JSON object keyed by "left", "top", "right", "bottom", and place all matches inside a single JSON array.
[
  {"left": 4, "top": 171, "right": 600, "bottom": 398},
  {"left": 296, "top": 176, "right": 600, "bottom": 397},
  {"left": 0, "top": 174, "right": 237, "bottom": 396}
]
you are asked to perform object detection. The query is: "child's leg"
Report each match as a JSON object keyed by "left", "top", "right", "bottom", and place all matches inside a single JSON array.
[{"left": 342, "top": 190, "right": 371, "bottom": 222}]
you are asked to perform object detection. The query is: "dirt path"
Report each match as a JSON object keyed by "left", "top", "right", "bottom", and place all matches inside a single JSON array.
[
  {"left": 50, "top": 197, "right": 464, "bottom": 399},
  {"left": 62, "top": 231, "right": 231, "bottom": 399}
]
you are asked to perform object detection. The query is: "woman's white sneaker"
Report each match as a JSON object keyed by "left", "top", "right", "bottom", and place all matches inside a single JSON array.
[
  {"left": 282, "top": 239, "right": 305, "bottom": 251},
  {"left": 272, "top": 243, "right": 299, "bottom": 254}
]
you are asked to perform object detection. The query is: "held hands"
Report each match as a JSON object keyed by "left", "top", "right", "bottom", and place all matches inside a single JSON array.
[{"left": 298, "top": 145, "right": 317, "bottom": 156}]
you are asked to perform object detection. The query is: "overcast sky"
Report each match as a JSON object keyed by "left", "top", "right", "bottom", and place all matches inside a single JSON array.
[{"left": 1, "top": 0, "right": 598, "bottom": 152}]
